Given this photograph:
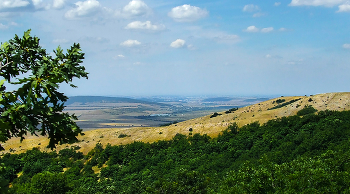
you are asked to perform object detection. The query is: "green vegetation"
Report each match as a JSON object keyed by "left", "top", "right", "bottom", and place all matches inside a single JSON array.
[
  {"left": 210, "top": 112, "right": 222, "bottom": 118},
  {"left": 297, "top": 105, "right": 318, "bottom": 116},
  {"left": 0, "top": 30, "right": 88, "bottom": 150},
  {"left": 225, "top": 107, "right": 238, "bottom": 114},
  {"left": 2, "top": 109, "right": 350, "bottom": 193},
  {"left": 268, "top": 98, "right": 301, "bottom": 110},
  {"left": 118, "top": 134, "right": 128, "bottom": 138},
  {"left": 274, "top": 98, "right": 286, "bottom": 104},
  {"left": 159, "top": 121, "right": 179, "bottom": 127}
]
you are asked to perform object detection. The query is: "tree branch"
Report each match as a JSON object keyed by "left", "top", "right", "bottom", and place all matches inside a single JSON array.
[{"left": 0, "top": 58, "right": 13, "bottom": 70}]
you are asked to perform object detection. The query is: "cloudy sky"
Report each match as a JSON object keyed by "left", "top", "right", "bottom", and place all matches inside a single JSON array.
[{"left": 1, "top": 0, "right": 350, "bottom": 97}]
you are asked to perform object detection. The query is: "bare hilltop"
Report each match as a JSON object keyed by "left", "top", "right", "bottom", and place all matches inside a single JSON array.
[{"left": 2, "top": 92, "right": 350, "bottom": 155}]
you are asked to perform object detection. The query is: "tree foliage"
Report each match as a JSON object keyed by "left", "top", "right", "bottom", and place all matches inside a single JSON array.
[{"left": 0, "top": 30, "right": 88, "bottom": 150}]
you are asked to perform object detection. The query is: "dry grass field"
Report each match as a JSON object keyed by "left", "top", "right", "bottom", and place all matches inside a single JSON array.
[{"left": 2, "top": 92, "right": 350, "bottom": 155}]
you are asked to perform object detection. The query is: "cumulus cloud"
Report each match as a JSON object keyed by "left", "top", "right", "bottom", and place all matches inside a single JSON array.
[
  {"left": 116, "top": 0, "right": 151, "bottom": 18},
  {"left": 343, "top": 44, "right": 350, "bottom": 49},
  {"left": 53, "top": 0, "right": 65, "bottom": 9},
  {"left": 168, "top": 4, "right": 208, "bottom": 22},
  {"left": 337, "top": 3, "right": 350, "bottom": 12},
  {"left": 0, "top": 0, "right": 30, "bottom": 10},
  {"left": 274, "top": 2, "right": 281, "bottom": 6},
  {"left": 120, "top": 39, "right": 141, "bottom": 47},
  {"left": 125, "top": 21, "right": 165, "bottom": 31},
  {"left": 261, "top": 27, "right": 274, "bottom": 33},
  {"left": 289, "top": 0, "right": 347, "bottom": 7},
  {"left": 170, "top": 39, "right": 186, "bottom": 48},
  {"left": 0, "top": 0, "right": 50, "bottom": 12},
  {"left": 243, "top": 4, "right": 260, "bottom": 12},
  {"left": 244, "top": 25, "right": 259, "bottom": 32},
  {"left": 65, "top": 0, "right": 102, "bottom": 19}
]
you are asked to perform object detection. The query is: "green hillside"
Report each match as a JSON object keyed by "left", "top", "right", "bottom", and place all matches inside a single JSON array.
[{"left": 2, "top": 107, "right": 350, "bottom": 193}]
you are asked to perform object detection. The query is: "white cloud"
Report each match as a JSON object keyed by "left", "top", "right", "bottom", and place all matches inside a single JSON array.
[
  {"left": 243, "top": 4, "right": 260, "bottom": 12},
  {"left": 0, "top": 22, "right": 19, "bottom": 29},
  {"left": 170, "top": 39, "right": 186, "bottom": 48},
  {"left": 279, "top": 27, "right": 288, "bottom": 31},
  {"left": 244, "top": 25, "right": 259, "bottom": 32},
  {"left": 287, "top": 59, "right": 304, "bottom": 65},
  {"left": 65, "top": 0, "right": 102, "bottom": 19},
  {"left": 0, "top": 0, "right": 49, "bottom": 11},
  {"left": 9, "top": 21, "right": 18, "bottom": 26},
  {"left": 53, "top": 0, "right": 65, "bottom": 9},
  {"left": 261, "top": 27, "right": 274, "bottom": 33},
  {"left": 168, "top": 4, "right": 208, "bottom": 22},
  {"left": 187, "top": 44, "right": 195, "bottom": 50},
  {"left": 337, "top": 3, "right": 350, "bottom": 12},
  {"left": 32, "top": 0, "right": 42, "bottom": 7},
  {"left": 125, "top": 21, "right": 165, "bottom": 31},
  {"left": 120, "top": 39, "right": 141, "bottom": 47},
  {"left": 274, "top": 2, "right": 281, "bottom": 6},
  {"left": 343, "top": 44, "right": 350, "bottom": 49},
  {"left": 81, "top": 36, "right": 109, "bottom": 43},
  {"left": 116, "top": 0, "right": 151, "bottom": 18},
  {"left": 212, "top": 34, "right": 240, "bottom": 44},
  {"left": 289, "top": 0, "right": 347, "bottom": 7},
  {"left": 0, "top": 23, "right": 8, "bottom": 29},
  {"left": 0, "top": 0, "right": 30, "bottom": 9},
  {"left": 266, "top": 54, "right": 272, "bottom": 58},
  {"left": 31, "top": 0, "right": 49, "bottom": 10},
  {"left": 253, "top": 12, "right": 266, "bottom": 17},
  {"left": 52, "top": 39, "right": 69, "bottom": 44},
  {"left": 113, "top": 54, "right": 125, "bottom": 60}
]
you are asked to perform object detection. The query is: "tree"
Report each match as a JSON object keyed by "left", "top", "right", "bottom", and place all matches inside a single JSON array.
[{"left": 0, "top": 30, "right": 88, "bottom": 150}]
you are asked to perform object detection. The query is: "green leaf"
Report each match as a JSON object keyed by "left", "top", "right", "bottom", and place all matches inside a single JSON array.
[
  {"left": 23, "top": 29, "right": 32, "bottom": 40},
  {"left": 0, "top": 79, "right": 5, "bottom": 87}
]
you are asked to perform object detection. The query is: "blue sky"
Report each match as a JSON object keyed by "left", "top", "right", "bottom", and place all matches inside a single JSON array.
[{"left": 1, "top": 0, "right": 350, "bottom": 97}]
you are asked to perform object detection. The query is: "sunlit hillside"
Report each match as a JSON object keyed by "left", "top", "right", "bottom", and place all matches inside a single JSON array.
[{"left": 2, "top": 92, "right": 350, "bottom": 155}]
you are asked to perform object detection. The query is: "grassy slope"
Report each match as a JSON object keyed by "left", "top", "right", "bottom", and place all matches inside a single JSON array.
[{"left": 2, "top": 92, "right": 350, "bottom": 155}]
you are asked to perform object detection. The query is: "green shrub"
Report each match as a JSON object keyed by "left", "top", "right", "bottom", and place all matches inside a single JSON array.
[
  {"left": 210, "top": 112, "right": 222, "bottom": 118},
  {"left": 118, "top": 134, "right": 128, "bottom": 138},
  {"left": 297, "top": 105, "right": 317, "bottom": 116}
]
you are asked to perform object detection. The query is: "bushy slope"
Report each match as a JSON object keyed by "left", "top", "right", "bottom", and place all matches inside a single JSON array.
[
  {"left": 2, "top": 92, "right": 350, "bottom": 156},
  {"left": 2, "top": 108, "right": 350, "bottom": 193}
]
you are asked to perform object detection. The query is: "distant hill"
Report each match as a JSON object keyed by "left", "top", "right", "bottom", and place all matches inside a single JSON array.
[
  {"left": 66, "top": 96, "right": 170, "bottom": 106},
  {"left": 202, "top": 97, "right": 233, "bottom": 102}
]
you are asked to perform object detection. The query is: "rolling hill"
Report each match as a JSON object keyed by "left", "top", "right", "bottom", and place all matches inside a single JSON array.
[{"left": 2, "top": 92, "right": 350, "bottom": 155}]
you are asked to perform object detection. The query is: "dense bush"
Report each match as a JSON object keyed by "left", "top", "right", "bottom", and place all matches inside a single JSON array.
[
  {"left": 210, "top": 112, "right": 222, "bottom": 118},
  {"left": 268, "top": 98, "right": 301, "bottom": 110},
  {"left": 2, "top": 109, "right": 350, "bottom": 193},
  {"left": 297, "top": 105, "right": 318, "bottom": 116}
]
